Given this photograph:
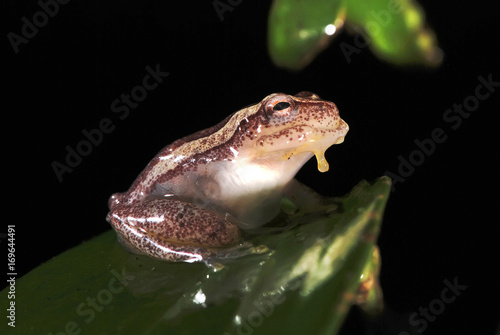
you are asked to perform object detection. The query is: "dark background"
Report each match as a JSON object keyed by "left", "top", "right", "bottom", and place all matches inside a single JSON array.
[{"left": 4, "top": 0, "right": 499, "bottom": 334}]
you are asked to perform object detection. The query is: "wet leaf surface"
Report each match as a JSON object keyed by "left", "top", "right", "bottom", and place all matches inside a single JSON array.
[{"left": 2, "top": 177, "right": 391, "bottom": 335}]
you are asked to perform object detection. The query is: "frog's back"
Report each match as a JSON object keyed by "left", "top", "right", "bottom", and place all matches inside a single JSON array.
[{"left": 111, "top": 113, "right": 239, "bottom": 207}]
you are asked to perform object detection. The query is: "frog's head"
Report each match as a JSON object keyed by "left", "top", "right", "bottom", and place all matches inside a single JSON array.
[{"left": 237, "top": 91, "right": 349, "bottom": 174}]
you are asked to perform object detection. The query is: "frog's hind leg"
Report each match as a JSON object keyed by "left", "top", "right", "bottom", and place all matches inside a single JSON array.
[
  {"left": 113, "top": 229, "right": 212, "bottom": 262},
  {"left": 106, "top": 199, "right": 241, "bottom": 262}
]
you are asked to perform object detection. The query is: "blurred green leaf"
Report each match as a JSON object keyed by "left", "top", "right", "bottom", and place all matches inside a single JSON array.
[
  {"left": 268, "top": 0, "right": 346, "bottom": 71},
  {"left": 1, "top": 177, "right": 391, "bottom": 335},
  {"left": 268, "top": 0, "right": 442, "bottom": 70}
]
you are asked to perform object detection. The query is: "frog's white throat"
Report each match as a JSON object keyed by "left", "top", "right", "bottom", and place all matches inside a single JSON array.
[
  {"left": 215, "top": 140, "right": 335, "bottom": 201},
  {"left": 252, "top": 120, "right": 348, "bottom": 175},
  {"left": 211, "top": 151, "right": 314, "bottom": 227},
  {"left": 211, "top": 128, "right": 347, "bottom": 226}
]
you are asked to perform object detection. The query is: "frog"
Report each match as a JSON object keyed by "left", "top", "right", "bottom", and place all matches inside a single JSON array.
[{"left": 106, "top": 91, "right": 349, "bottom": 262}]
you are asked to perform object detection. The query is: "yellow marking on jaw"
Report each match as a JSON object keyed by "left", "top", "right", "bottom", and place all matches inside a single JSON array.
[
  {"left": 314, "top": 151, "right": 329, "bottom": 172},
  {"left": 280, "top": 143, "right": 330, "bottom": 173}
]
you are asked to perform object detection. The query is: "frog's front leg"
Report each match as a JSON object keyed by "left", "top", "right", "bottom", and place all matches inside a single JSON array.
[
  {"left": 106, "top": 199, "right": 241, "bottom": 262},
  {"left": 283, "top": 179, "right": 340, "bottom": 214}
]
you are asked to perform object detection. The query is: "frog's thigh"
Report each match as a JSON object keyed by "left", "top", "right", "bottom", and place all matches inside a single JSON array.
[{"left": 108, "top": 199, "right": 240, "bottom": 250}]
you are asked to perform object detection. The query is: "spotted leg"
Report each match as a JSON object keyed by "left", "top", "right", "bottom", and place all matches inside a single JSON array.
[{"left": 107, "top": 199, "right": 241, "bottom": 262}]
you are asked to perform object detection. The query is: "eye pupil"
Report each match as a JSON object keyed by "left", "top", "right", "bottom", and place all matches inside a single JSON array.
[{"left": 273, "top": 102, "right": 290, "bottom": 111}]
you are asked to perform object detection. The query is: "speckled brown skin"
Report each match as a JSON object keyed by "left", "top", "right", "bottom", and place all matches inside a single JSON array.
[
  {"left": 107, "top": 199, "right": 239, "bottom": 261},
  {"left": 107, "top": 92, "right": 349, "bottom": 262}
]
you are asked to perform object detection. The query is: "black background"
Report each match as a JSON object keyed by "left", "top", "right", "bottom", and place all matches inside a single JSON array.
[{"left": 4, "top": 0, "right": 499, "bottom": 334}]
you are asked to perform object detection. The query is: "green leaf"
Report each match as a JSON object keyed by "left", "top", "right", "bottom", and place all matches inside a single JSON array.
[
  {"left": 268, "top": 0, "right": 442, "bottom": 70},
  {"left": 343, "top": 0, "right": 442, "bottom": 66},
  {"left": 268, "top": 0, "right": 346, "bottom": 70},
  {"left": 1, "top": 177, "right": 391, "bottom": 335}
]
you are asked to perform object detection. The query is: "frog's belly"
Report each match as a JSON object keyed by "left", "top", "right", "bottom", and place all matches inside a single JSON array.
[
  {"left": 211, "top": 161, "right": 287, "bottom": 227},
  {"left": 162, "top": 162, "right": 285, "bottom": 227},
  {"left": 151, "top": 160, "right": 295, "bottom": 228},
  {"left": 216, "top": 161, "right": 284, "bottom": 196}
]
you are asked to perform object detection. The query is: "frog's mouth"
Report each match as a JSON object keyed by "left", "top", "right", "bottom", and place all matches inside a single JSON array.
[
  {"left": 292, "top": 121, "right": 348, "bottom": 173},
  {"left": 256, "top": 119, "right": 349, "bottom": 173}
]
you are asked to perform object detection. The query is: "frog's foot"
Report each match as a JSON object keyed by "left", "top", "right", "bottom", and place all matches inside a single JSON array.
[{"left": 107, "top": 199, "right": 241, "bottom": 262}]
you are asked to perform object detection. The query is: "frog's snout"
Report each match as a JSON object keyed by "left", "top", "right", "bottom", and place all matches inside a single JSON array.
[
  {"left": 337, "top": 118, "right": 349, "bottom": 139},
  {"left": 332, "top": 117, "right": 348, "bottom": 144}
]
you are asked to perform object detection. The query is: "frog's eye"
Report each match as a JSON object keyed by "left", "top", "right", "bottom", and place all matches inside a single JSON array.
[
  {"left": 264, "top": 95, "right": 296, "bottom": 121},
  {"left": 273, "top": 102, "right": 291, "bottom": 111}
]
